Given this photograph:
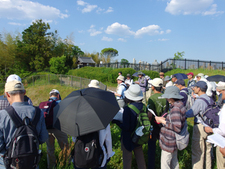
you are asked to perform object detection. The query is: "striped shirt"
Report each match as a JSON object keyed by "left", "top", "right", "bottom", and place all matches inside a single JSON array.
[{"left": 159, "top": 100, "right": 186, "bottom": 153}]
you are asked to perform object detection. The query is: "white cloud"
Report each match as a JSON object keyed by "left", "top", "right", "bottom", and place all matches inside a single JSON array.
[
  {"left": 158, "top": 39, "right": 169, "bottom": 41},
  {"left": 88, "top": 25, "right": 102, "bottom": 36},
  {"left": 165, "top": 0, "right": 223, "bottom": 15},
  {"left": 105, "top": 22, "right": 135, "bottom": 36},
  {"left": 102, "top": 36, "right": 113, "bottom": 41},
  {"left": 0, "top": 0, "right": 69, "bottom": 20},
  {"left": 8, "top": 22, "right": 24, "bottom": 26},
  {"left": 77, "top": 0, "right": 113, "bottom": 14},
  {"left": 118, "top": 38, "right": 127, "bottom": 42},
  {"left": 78, "top": 30, "right": 84, "bottom": 33},
  {"left": 105, "top": 22, "right": 171, "bottom": 38},
  {"left": 105, "top": 7, "right": 113, "bottom": 13}
]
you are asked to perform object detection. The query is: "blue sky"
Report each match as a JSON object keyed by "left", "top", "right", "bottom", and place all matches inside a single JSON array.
[{"left": 0, "top": 0, "right": 224, "bottom": 64}]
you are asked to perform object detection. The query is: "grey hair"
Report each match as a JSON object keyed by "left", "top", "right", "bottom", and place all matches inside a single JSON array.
[{"left": 7, "top": 90, "right": 26, "bottom": 96}]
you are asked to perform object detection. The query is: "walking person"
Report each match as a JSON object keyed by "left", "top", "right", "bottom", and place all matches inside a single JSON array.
[
  {"left": 155, "top": 86, "right": 186, "bottom": 169},
  {"left": 0, "top": 78, "right": 49, "bottom": 168}
]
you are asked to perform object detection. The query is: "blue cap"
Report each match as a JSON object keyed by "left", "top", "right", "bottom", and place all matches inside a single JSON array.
[
  {"left": 194, "top": 81, "right": 207, "bottom": 90},
  {"left": 174, "top": 79, "right": 185, "bottom": 86}
]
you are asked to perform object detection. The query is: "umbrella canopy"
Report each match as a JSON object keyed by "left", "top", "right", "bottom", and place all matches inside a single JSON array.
[
  {"left": 132, "top": 72, "right": 146, "bottom": 77},
  {"left": 174, "top": 73, "right": 188, "bottom": 80},
  {"left": 53, "top": 88, "right": 120, "bottom": 137},
  {"left": 206, "top": 75, "right": 225, "bottom": 82}
]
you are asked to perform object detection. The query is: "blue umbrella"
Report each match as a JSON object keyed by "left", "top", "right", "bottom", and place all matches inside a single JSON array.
[
  {"left": 173, "top": 73, "right": 188, "bottom": 80},
  {"left": 132, "top": 72, "right": 146, "bottom": 77}
]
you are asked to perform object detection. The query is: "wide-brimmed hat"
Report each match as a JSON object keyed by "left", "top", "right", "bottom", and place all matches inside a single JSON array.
[
  {"left": 49, "top": 89, "right": 60, "bottom": 95},
  {"left": 137, "top": 71, "right": 144, "bottom": 75},
  {"left": 174, "top": 79, "right": 185, "bottom": 86},
  {"left": 162, "top": 86, "right": 184, "bottom": 99},
  {"left": 117, "top": 75, "right": 125, "bottom": 81},
  {"left": 88, "top": 80, "right": 100, "bottom": 88},
  {"left": 197, "top": 73, "right": 204, "bottom": 77},
  {"left": 216, "top": 81, "right": 225, "bottom": 90},
  {"left": 164, "top": 76, "right": 171, "bottom": 81},
  {"left": 126, "top": 74, "right": 131, "bottom": 77},
  {"left": 124, "top": 84, "right": 143, "bottom": 101},
  {"left": 5, "top": 80, "right": 25, "bottom": 92}
]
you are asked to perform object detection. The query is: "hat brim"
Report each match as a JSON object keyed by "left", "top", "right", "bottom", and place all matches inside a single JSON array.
[
  {"left": 161, "top": 93, "right": 184, "bottom": 99},
  {"left": 124, "top": 90, "right": 143, "bottom": 101}
]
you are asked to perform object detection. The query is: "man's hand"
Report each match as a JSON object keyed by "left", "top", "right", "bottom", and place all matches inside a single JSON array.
[{"left": 204, "top": 126, "right": 213, "bottom": 134}]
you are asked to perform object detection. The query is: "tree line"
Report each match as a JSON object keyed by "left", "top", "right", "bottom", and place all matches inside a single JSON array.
[{"left": 0, "top": 19, "right": 119, "bottom": 81}]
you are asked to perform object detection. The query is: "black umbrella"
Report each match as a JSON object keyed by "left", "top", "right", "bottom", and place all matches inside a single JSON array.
[
  {"left": 132, "top": 72, "right": 146, "bottom": 77},
  {"left": 206, "top": 75, "right": 225, "bottom": 82},
  {"left": 53, "top": 88, "right": 120, "bottom": 137}
]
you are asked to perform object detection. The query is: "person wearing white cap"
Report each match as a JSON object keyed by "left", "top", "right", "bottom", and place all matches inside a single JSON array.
[
  {"left": 45, "top": 89, "right": 69, "bottom": 169},
  {"left": 204, "top": 82, "right": 225, "bottom": 169},
  {"left": 0, "top": 74, "right": 33, "bottom": 110},
  {"left": 155, "top": 86, "right": 186, "bottom": 169},
  {"left": 115, "top": 75, "right": 127, "bottom": 108},
  {"left": 147, "top": 78, "right": 168, "bottom": 169},
  {"left": 113, "top": 84, "right": 146, "bottom": 169},
  {"left": 0, "top": 79, "right": 48, "bottom": 168}
]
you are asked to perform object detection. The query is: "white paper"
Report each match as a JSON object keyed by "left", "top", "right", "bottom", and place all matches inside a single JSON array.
[
  {"left": 207, "top": 133, "right": 225, "bottom": 148},
  {"left": 148, "top": 108, "right": 156, "bottom": 117},
  {"left": 113, "top": 108, "right": 124, "bottom": 122}
]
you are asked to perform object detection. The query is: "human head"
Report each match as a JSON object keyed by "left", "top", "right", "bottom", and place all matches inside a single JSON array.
[
  {"left": 88, "top": 80, "right": 100, "bottom": 88},
  {"left": 138, "top": 71, "right": 144, "bottom": 78},
  {"left": 117, "top": 75, "right": 125, "bottom": 84},
  {"left": 118, "top": 71, "right": 122, "bottom": 76},
  {"left": 171, "top": 75, "right": 177, "bottom": 82},
  {"left": 174, "top": 79, "right": 185, "bottom": 90},
  {"left": 161, "top": 86, "right": 183, "bottom": 104},
  {"left": 159, "top": 72, "right": 164, "bottom": 79},
  {"left": 49, "top": 89, "right": 60, "bottom": 99},
  {"left": 150, "top": 78, "right": 163, "bottom": 92},
  {"left": 164, "top": 76, "right": 171, "bottom": 82},
  {"left": 5, "top": 80, "right": 25, "bottom": 104},
  {"left": 193, "top": 81, "right": 207, "bottom": 95},
  {"left": 216, "top": 82, "right": 225, "bottom": 100},
  {"left": 126, "top": 74, "right": 131, "bottom": 79},
  {"left": 187, "top": 72, "right": 194, "bottom": 80},
  {"left": 196, "top": 73, "right": 204, "bottom": 82},
  {"left": 124, "top": 84, "right": 143, "bottom": 102}
]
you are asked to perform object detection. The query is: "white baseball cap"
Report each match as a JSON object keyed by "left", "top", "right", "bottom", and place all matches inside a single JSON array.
[
  {"left": 6, "top": 74, "right": 22, "bottom": 83},
  {"left": 49, "top": 89, "right": 60, "bottom": 95}
]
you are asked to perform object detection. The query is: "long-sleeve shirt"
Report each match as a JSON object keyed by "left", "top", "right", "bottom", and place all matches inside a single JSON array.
[
  {"left": 213, "top": 105, "right": 225, "bottom": 137},
  {"left": 159, "top": 100, "right": 186, "bottom": 153},
  {"left": 138, "top": 77, "right": 147, "bottom": 92},
  {"left": 0, "top": 102, "right": 49, "bottom": 155}
]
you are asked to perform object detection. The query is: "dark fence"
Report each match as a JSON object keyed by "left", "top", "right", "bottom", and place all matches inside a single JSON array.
[{"left": 91, "top": 58, "right": 225, "bottom": 73}]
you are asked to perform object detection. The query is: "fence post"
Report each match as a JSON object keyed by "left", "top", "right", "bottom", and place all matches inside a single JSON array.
[
  {"left": 210, "top": 61, "right": 211, "bottom": 66},
  {"left": 222, "top": 62, "right": 224, "bottom": 70},
  {"left": 80, "top": 77, "right": 82, "bottom": 89},
  {"left": 71, "top": 75, "right": 73, "bottom": 87},
  {"left": 185, "top": 59, "right": 186, "bottom": 70},
  {"left": 198, "top": 60, "right": 199, "bottom": 69}
]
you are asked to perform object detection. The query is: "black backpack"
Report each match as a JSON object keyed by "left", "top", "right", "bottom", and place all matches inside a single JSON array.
[
  {"left": 74, "top": 132, "right": 104, "bottom": 168},
  {"left": 3, "top": 106, "right": 41, "bottom": 169}
]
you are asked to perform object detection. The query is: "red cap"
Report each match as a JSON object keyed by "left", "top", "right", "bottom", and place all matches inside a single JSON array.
[{"left": 187, "top": 72, "right": 194, "bottom": 77}]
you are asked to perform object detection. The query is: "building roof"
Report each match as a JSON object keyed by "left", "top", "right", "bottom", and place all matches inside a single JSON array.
[{"left": 77, "top": 57, "right": 96, "bottom": 64}]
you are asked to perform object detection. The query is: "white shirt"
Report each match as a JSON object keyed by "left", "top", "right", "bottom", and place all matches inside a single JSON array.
[
  {"left": 213, "top": 105, "right": 225, "bottom": 137},
  {"left": 200, "top": 78, "right": 213, "bottom": 97},
  {"left": 165, "top": 81, "right": 173, "bottom": 88},
  {"left": 125, "top": 78, "right": 133, "bottom": 86},
  {"left": 116, "top": 83, "right": 126, "bottom": 100}
]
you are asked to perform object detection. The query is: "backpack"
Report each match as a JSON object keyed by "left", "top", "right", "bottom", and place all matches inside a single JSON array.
[
  {"left": 128, "top": 104, "right": 151, "bottom": 145},
  {"left": 180, "top": 90, "right": 193, "bottom": 111},
  {"left": 39, "top": 98, "right": 57, "bottom": 129},
  {"left": 4, "top": 106, "right": 41, "bottom": 169},
  {"left": 199, "top": 98, "right": 220, "bottom": 128},
  {"left": 121, "top": 83, "right": 129, "bottom": 90},
  {"left": 74, "top": 132, "right": 104, "bottom": 168}
]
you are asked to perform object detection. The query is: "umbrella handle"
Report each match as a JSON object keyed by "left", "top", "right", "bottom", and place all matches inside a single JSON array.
[{"left": 76, "top": 123, "right": 80, "bottom": 137}]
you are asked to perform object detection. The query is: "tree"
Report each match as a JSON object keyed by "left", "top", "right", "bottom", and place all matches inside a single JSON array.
[
  {"left": 49, "top": 55, "right": 68, "bottom": 74},
  {"left": 174, "top": 51, "right": 185, "bottom": 59},
  {"left": 17, "top": 19, "right": 53, "bottom": 71},
  {"left": 121, "top": 58, "right": 129, "bottom": 66},
  {"left": 100, "top": 48, "right": 118, "bottom": 63}
]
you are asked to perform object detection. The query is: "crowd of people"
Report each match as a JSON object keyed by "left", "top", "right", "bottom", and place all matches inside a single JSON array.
[{"left": 0, "top": 71, "right": 225, "bottom": 169}]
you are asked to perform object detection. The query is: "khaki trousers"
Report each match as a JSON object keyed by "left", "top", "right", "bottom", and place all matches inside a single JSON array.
[
  {"left": 46, "top": 129, "right": 69, "bottom": 169},
  {"left": 217, "top": 146, "right": 225, "bottom": 169},
  {"left": 160, "top": 149, "right": 179, "bottom": 169},
  {"left": 121, "top": 141, "right": 146, "bottom": 169},
  {"left": 192, "top": 123, "right": 212, "bottom": 169},
  {"left": 146, "top": 89, "right": 152, "bottom": 103}
]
